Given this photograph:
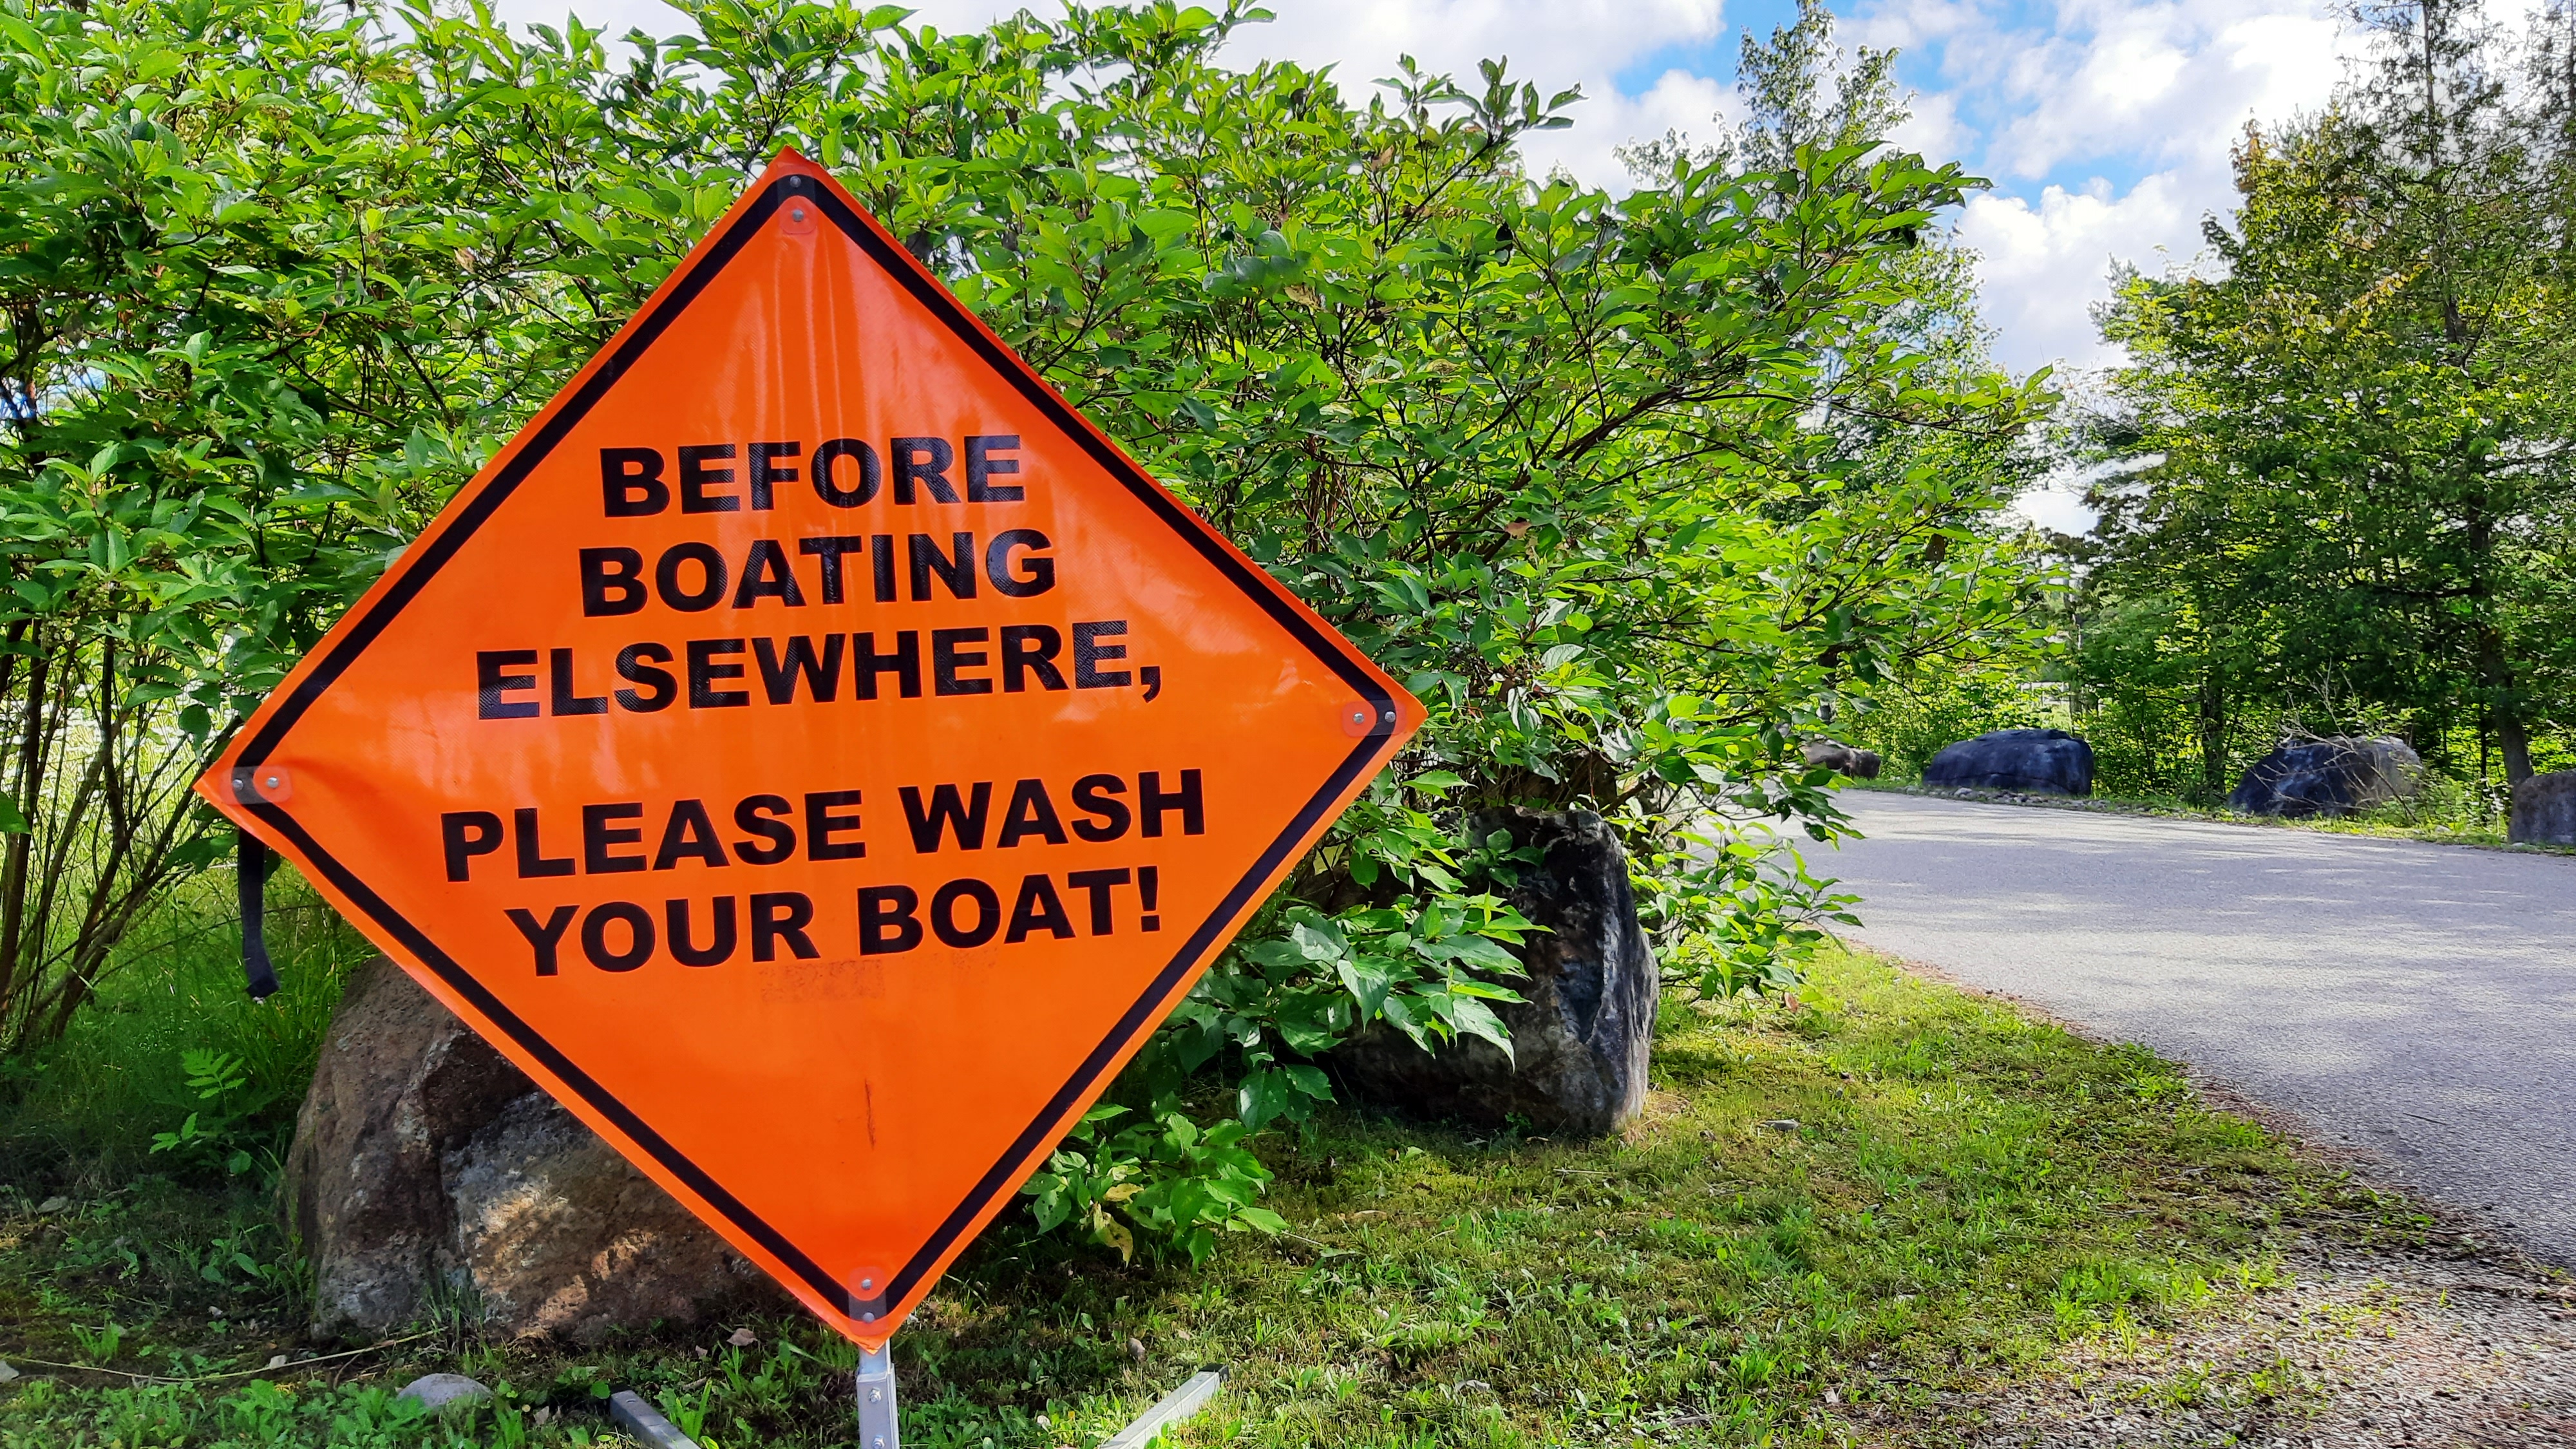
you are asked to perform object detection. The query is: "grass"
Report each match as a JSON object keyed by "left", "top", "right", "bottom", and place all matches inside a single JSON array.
[{"left": 0, "top": 937, "right": 2450, "bottom": 1447}]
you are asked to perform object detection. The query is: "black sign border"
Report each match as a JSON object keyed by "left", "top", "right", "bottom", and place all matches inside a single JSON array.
[{"left": 235, "top": 169, "right": 1399, "bottom": 1323}]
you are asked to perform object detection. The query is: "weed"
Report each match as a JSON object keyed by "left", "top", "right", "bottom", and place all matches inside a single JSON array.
[{"left": 66, "top": 1318, "right": 122, "bottom": 1365}]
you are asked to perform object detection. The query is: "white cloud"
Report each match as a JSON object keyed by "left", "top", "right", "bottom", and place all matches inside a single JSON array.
[
  {"left": 1957, "top": 171, "right": 2196, "bottom": 375},
  {"left": 1182, "top": 0, "right": 1727, "bottom": 181},
  {"left": 1987, "top": 5, "right": 2341, "bottom": 182},
  {"left": 1014, "top": 0, "right": 1739, "bottom": 183},
  {"left": 1213, "top": 0, "right": 1721, "bottom": 89},
  {"left": 1551, "top": 67, "right": 1737, "bottom": 181},
  {"left": 495, "top": 0, "right": 689, "bottom": 39},
  {"left": 1886, "top": 86, "right": 1969, "bottom": 165},
  {"left": 1869, "top": 1, "right": 2361, "bottom": 374}
]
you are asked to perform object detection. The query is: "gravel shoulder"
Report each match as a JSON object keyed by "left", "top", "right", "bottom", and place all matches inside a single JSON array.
[{"left": 1920, "top": 1236, "right": 2576, "bottom": 1447}]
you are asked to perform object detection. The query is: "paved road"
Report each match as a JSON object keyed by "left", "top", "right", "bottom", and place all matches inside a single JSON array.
[{"left": 1824, "top": 792, "right": 2576, "bottom": 1260}]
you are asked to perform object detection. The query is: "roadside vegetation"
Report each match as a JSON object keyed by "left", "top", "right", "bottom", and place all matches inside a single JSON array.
[
  {"left": 1856, "top": 776, "right": 2576, "bottom": 856},
  {"left": 1, "top": 942, "right": 2496, "bottom": 1448},
  {"left": 1842, "top": 1, "right": 2576, "bottom": 825},
  {"left": 0, "top": 0, "right": 2058, "bottom": 1255},
  {"left": 0, "top": 0, "right": 2546, "bottom": 1444}
]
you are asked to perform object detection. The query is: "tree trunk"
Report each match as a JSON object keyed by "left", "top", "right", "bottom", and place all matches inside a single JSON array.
[
  {"left": 2477, "top": 625, "right": 2534, "bottom": 788},
  {"left": 2498, "top": 711, "right": 2535, "bottom": 790},
  {"left": 2197, "top": 666, "right": 2229, "bottom": 801},
  {"left": 0, "top": 646, "right": 50, "bottom": 1014}
]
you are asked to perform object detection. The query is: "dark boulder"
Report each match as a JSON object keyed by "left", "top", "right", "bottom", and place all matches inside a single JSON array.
[
  {"left": 1330, "top": 809, "right": 1656, "bottom": 1137},
  {"left": 2227, "top": 737, "right": 2422, "bottom": 818},
  {"left": 2512, "top": 771, "right": 2576, "bottom": 846},
  {"left": 287, "top": 956, "right": 781, "bottom": 1342},
  {"left": 1801, "top": 739, "right": 1882, "bottom": 779},
  {"left": 1922, "top": 728, "right": 2094, "bottom": 797}
]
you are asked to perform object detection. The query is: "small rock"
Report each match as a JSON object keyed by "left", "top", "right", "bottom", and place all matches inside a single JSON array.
[
  {"left": 727, "top": 1327, "right": 757, "bottom": 1347},
  {"left": 0, "top": 1361, "right": 18, "bottom": 1382},
  {"left": 1799, "top": 739, "right": 1881, "bottom": 779},
  {"left": 1128, "top": 1336, "right": 1148, "bottom": 1364},
  {"left": 1759, "top": 1119, "right": 1800, "bottom": 1132},
  {"left": 35, "top": 1197, "right": 67, "bottom": 1215},
  {"left": 396, "top": 1373, "right": 493, "bottom": 1412},
  {"left": 266, "top": 1354, "right": 288, "bottom": 1369}
]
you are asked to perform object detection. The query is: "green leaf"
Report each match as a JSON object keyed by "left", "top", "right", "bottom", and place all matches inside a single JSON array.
[
  {"left": 1335, "top": 958, "right": 1393, "bottom": 1021},
  {"left": 1134, "top": 209, "right": 1198, "bottom": 240},
  {"left": 1288, "top": 920, "right": 1345, "bottom": 962}
]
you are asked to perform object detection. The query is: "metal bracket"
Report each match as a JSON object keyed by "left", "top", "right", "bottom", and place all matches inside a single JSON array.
[
  {"left": 609, "top": 1390, "right": 702, "bottom": 1449},
  {"left": 1103, "top": 1370, "right": 1222, "bottom": 1449},
  {"left": 856, "top": 1343, "right": 899, "bottom": 1449}
]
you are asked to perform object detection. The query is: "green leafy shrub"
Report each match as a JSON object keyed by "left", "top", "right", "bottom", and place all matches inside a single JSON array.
[{"left": 0, "top": 0, "right": 2052, "bottom": 1262}]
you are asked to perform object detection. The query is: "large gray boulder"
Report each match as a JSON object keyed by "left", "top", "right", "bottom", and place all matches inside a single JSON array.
[
  {"left": 287, "top": 956, "right": 779, "bottom": 1342},
  {"left": 1922, "top": 728, "right": 2094, "bottom": 797},
  {"left": 2512, "top": 771, "right": 2576, "bottom": 846},
  {"left": 2228, "top": 736, "right": 2423, "bottom": 818},
  {"left": 1329, "top": 810, "right": 1656, "bottom": 1137}
]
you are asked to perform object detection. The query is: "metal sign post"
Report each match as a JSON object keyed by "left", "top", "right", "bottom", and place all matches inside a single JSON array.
[{"left": 857, "top": 1344, "right": 898, "bottom": 1449}]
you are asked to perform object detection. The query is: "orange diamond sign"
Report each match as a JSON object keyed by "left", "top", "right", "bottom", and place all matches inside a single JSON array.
[{"left": 198, "top": 151, "right": 1421, "bottom": 1345}]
